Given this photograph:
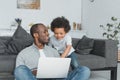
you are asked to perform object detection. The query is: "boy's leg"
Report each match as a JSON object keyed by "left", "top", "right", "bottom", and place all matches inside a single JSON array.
[
  {"left": 14, "top": 65, "right": 37, "bottom": 80},
  {"left": 67, "top": 52, "right": 80, "bottom": 69},
  {"left": 66, "top": 66, "right": 90, "bottom": 80}
]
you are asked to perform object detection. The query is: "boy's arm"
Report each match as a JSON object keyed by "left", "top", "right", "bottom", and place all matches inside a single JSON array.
[
  {"left": 61, "top": 35, "right": 72, "bottom": 58},
  {"left": 61, "top": 45, "right": 71, "bottom": 58}
]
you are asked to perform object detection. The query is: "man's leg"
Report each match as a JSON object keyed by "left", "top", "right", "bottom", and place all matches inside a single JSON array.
[
  {"left": 14, "top": 65, "right": 90, "bottom": 80},
  {"left": 14, "top": 65, "right": 37, "bottom": 80},
  {"left": 55, "top": 66, "right": 90, "bottom": 80},
  {"left": 66, "top": 66, "right": 90, "bottom": 80}
]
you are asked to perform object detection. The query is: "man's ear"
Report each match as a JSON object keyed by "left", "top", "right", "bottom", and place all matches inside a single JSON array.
[{"left": 33, "top": 33, "right": 38, "bottom": 38}]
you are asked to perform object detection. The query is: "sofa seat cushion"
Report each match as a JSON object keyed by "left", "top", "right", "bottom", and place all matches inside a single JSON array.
[
  {"left": 0, "top": 55, "right": 16, "bottom": 72},
  {"left": 77, "top": 54, "right": 106, "bottom": 69},
  {"left": 0, "top": 72, "right": 14, "bottom": 80}
]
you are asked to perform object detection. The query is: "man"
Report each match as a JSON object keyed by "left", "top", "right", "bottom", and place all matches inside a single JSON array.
[{"left": 14, "top": 23, "right": 90, "bottom": 80}]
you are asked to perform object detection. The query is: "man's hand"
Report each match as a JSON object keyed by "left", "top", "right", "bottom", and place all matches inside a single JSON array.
[{"left": 32, "top": 69, "right": 37, "bottom": 76}]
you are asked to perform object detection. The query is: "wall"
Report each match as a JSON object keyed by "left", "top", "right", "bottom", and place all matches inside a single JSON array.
[
  {"left": 1, "top": 0, "right": 120, "bottom": 43},
  {"left": 0, "top": 0, "right": 81, "bottom": 30},
  {"left": 82, "top": 0, "right": 120, "bottom": 40},
  {"left": 82, "top": 0, "right": 120, "bottom": 48}
]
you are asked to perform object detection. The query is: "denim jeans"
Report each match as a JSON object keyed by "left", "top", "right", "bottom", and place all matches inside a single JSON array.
[
  {"left": 14, "top": 65, "right": 90, "bottom": 80},
  {"left": 67, "top": 52, "right": 80, "bottom": 70}
]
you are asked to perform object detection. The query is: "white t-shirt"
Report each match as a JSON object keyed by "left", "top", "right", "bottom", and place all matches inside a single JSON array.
[
  {"left": 39, "top": 49, "right": 46, "bottom": 57},
  {"left": 49, "top": 34, "right": 74, "bottom": 56}
]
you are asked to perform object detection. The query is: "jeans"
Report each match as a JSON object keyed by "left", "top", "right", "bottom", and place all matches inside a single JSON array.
[
  {"left": 14, "top": 65, "right": 90, "bottom": 80},
  {"left": 67, "top": 52, "right": 80, "bottom": 70}
]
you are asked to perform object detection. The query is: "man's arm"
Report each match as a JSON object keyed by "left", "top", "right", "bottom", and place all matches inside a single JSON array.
[
  {"left": 50, "top": 46, "right": 60, "bottom": 57},
  {"left": 16, "top": 53, "right": 25, "bottom": 67},
  {"left": 16, "top": 51, "right": 38, "bottom": 76},
  {"left": 31, "top": 69, "right": 37, "bottom": 76}
]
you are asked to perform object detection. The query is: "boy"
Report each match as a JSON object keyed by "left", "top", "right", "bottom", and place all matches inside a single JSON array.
[{"left": 49, "top": 17, "right": 80, "bottom": 69}]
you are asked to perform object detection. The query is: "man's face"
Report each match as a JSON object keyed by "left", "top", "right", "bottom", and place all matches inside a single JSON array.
[{"left": 37, "top": 25, "right": 49, "bottom": 44}]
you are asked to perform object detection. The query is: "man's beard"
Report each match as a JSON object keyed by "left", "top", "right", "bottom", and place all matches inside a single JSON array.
[{"left": 38, "top": 38, "right": 48, "bottom": 45}]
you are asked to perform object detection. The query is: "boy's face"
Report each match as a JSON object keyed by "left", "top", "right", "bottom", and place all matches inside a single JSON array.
[{"left": 53, "top": 28, "right": 66, "bottom": 40}]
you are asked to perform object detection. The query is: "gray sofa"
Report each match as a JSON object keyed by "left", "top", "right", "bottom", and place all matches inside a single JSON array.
[{"left": 0, "top": 36, "right": 118, "bottom": 80}]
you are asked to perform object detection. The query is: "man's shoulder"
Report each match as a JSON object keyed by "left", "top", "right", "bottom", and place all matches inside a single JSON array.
[
  {"left": 45, "top": 45, "right": 56, "bottom": 50},
  {"left": 50, "top": 35, "right": 54, "bottom": 39},
  {"left": 44, "top": 45, "right": 60, "bottom": 57},
  {"left": 45, "top": 45, "right": 58, "bottom": 53},
  {"left": 18, "top": 44, "right": 35, "bottom": 55}
]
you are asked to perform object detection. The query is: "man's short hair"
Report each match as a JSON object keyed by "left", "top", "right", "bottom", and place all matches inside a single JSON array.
[{"left": 30, "top": 23, "right": 45, "bottom": 37}]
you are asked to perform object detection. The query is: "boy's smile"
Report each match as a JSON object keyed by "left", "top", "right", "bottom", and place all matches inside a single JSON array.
[{"left": 53, "top": 28, "right": 66, "bottom": 40}]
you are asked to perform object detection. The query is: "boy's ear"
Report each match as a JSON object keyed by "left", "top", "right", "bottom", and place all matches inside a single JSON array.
[{"left": 33, "top": 33, "right": 38, "bottom": 38}]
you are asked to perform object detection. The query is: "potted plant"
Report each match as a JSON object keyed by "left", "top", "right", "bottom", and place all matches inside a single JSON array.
[{"left": 100, "top": 16, "right": 120, "bottom": 44}]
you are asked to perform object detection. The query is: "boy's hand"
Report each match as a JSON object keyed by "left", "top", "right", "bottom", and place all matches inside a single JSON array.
[{"left": 60, "top": 54, "right": 66, "bottom": 58}]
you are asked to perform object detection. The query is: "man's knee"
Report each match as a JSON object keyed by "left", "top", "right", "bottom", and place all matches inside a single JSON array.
[{"left": 14, "top": 65, "right": 28, "bottom": 76}]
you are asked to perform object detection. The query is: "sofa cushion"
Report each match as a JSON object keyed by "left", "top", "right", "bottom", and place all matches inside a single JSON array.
[
  {"left": 6, "top": 26, "right": 33, "bottom": 55},
  {"left": 0, "top": 39, "right": 7, "bottom": 54},
  {"left": 77, "top": 54, "right": 106, "bottom": 69},
  {"left": 0, "top": 55, "right": 16, "bottom": 72},
  {"left": 75, "top": 36, "right": 94, "bottom": 55},
  {"left": 0, "top": 72, "right": 14, "bottom": 80}
]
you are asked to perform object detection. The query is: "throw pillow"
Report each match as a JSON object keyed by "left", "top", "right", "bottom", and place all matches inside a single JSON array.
[
  {"left": 0, "top": 39, "right": 7, "bottom": 54},
  {"left": 75, "top": 36, "right": 94, "bottom": 55},
  {"left": 6, "top": 26, "right": 33, "bottom": 55}
]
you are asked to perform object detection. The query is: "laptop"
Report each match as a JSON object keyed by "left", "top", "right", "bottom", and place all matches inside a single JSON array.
[{"left": 36, "top": 58, "right": 71, "bottom": 79}]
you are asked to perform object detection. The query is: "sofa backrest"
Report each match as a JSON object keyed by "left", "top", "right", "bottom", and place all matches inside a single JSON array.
[
  {"left": 0, "top": 36, "right": 11, "bottom": 40},
  {"left": 0, "top": 36, "right": 12, "bottom": 54}
]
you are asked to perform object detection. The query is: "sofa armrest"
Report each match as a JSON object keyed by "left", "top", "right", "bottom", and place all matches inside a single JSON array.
[{"left": 91, "top": 39, "right": 118, "bottom": 67}]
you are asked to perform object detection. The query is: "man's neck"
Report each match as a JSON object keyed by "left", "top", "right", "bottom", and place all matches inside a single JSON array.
[
  {"left": 34, "top": 40, "right": 44, "bottom": 49},
  {"left": 36, "top": 43, "right": 44, "bottom": 49}
]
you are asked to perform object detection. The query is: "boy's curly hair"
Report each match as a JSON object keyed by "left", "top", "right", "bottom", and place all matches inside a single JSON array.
[{"left": 51, "top": 16, "right": 71, "bottom": 33}]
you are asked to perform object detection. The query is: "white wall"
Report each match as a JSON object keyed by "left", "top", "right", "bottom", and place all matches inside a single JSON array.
[
  {"left": 82, "top": 0, "right": 120, "bottom": 39},
  {"left": 82, "top": 0, "right": 120, "bottom": 48},
  {"left": 1, "top": 0, "right": 119, "bottom": 40},
  {"left": 0, "top": 0, "right": 81, "bottom": 30}
]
